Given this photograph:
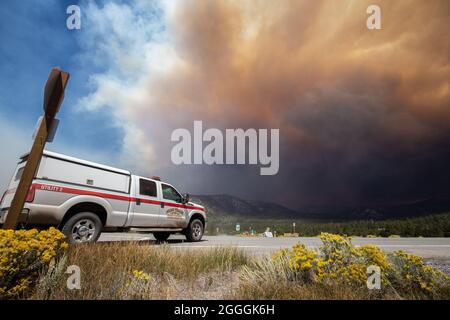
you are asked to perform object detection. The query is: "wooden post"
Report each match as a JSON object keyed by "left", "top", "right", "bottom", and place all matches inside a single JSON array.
[
  {"left": 2, "top": 68, "right": 69, "bottom": 230},
  {"left": 2, "top": 118, "right": 48, "bottom": 229}
]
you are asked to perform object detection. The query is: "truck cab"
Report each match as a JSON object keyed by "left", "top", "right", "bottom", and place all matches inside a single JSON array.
[
  {"left": 0, "top": 151, "right": 206, "bottom": 243},
  {"left": 126, "top": 175, "right": 206, "bottom": 242}
]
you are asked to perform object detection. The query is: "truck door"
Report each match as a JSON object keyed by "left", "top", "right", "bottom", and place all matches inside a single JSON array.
[
  {"left": 159, "top": 183, "right": 188, "bottom": 228},
  {"left": 129, "top": 178, "right": 161, "bottom": 227}
]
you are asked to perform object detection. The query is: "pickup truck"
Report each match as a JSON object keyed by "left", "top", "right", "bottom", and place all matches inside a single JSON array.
[{"left": 0, "top": 150, "right": 206, "bottom": 243}]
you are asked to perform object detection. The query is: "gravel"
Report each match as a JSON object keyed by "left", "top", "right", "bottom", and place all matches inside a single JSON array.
[{"left": 425, "top": 259, "right": 450, "bottom": 275}]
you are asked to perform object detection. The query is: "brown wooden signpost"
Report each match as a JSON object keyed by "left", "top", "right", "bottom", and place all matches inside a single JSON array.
[{"left": 2, "top": 67, "right": 70, "bottom": 230}]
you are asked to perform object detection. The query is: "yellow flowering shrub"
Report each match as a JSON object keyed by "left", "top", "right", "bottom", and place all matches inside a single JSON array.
[
  {"left": 290, "top": 243, "right": 318, "bottom": 271},
  {"left": 273, "top": 233, "right": 450, "bottom": 298},
  {"left": 356, "top": 245, "right": 391, "bottom": 271},
  {"left": 316, "top": 233, "right": 361, "bottom": 284},
  {"left": 0, "top": 227, "right": 68, "bottom": 299},
  {"left": 132, "top": 269, "right": 151, "bottom": 281},
  {"left": 389, "top": 250, "right": 450, "bottom": 298},
  {"left": 287, "top": 244, "right": 318, "bottom": 282},
  {"left": 120, "top": 269, "right": 154, "bottom": 299}
]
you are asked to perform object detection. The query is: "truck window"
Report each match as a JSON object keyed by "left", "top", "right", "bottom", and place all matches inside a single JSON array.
[
  {"left": 139, "top": 179, "right": 157, "bottom": 197},
  {"left": 162, "top": 184, "right": 182, "bottom": 203},
  {"left": 15, "top": 167, "right": 25, "bottom": 181}
]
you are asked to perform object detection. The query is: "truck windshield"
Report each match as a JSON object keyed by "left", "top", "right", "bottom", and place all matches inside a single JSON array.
[{"left": 162, "top": 184, "right": 182, "bottom": 203}]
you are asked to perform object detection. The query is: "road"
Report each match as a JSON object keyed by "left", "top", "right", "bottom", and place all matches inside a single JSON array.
[{"left": 99, "top": 233, "right": 450, "bottom": 259}]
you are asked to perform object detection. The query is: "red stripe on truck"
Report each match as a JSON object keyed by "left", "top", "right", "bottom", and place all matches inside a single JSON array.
[{"left": 32, "top": 183, "right": 204, "bottom": 211}]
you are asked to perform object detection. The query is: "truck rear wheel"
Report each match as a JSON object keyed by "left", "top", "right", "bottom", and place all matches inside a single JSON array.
[
  {"left": 61, "top": 212, "right": 102, "bottom": 244},
  {"left": 153, "top": 232, "right": 170, "bottom": 242},
  {"left": 185, "top": 218, "right": 204, "bottom": 242}
]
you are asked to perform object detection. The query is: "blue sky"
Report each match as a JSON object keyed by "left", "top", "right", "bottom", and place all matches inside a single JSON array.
[{"left": 0, "top": 1, "right": 125, "bottom": 157}]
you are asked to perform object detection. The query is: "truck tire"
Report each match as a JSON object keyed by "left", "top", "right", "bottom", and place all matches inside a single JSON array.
[
  {"left": 61, "top": 212, "right": 103, "bottom": 244},
  {"left": 153, "top": 232, "right": 170, "bottom": 242},
  {"left": 185, "top": 218, "right": 204, "bottom": 242}
]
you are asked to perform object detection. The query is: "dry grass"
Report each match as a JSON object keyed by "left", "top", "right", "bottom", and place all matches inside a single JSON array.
[
  {"left": 28, "top": 242, "right": 449, "bottom": 300},
  {"left": 30, "top": 242, "right": 249, "bottom": 300},
  {"left": 231, "top": 281, "right": 384, "bottom": 300}
]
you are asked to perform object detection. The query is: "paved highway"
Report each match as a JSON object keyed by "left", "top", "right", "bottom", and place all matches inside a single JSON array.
[{"left": 99, "top": 233, "right": 450, "bottom": 259}]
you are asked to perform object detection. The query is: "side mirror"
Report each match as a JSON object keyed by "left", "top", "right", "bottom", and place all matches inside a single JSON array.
[{"left": 182, "top": 193, "right": 190, "bottom": 204}]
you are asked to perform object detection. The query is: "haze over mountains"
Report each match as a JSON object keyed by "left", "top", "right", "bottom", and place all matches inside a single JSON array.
[
  {"left": 191, "top": 194, "right": 450, "bottom": 221},
  {"left": 191, "top": 194, "right": 298, "bottom": 219}
]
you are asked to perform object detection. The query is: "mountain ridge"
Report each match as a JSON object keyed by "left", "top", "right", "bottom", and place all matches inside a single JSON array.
[{"left": 191, "top": 194, "right": 450, "bottom": 221}]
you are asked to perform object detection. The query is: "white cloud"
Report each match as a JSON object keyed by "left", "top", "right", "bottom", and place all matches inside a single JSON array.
[{"left": 76, "top": 0, "right": 182, "bottom": 172}]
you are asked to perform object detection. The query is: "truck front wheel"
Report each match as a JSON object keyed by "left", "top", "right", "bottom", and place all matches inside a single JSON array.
[
  {"left": 185, "top": 219, "right": 204, "bottom": 242},
  {"left": 61, "top": 212, "right": 103, "bottom": 244}
]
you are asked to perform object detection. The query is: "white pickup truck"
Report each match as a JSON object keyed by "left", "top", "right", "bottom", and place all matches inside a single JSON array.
[{"left": 0, "top": 150, "right": 206, "bottom": 243}]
